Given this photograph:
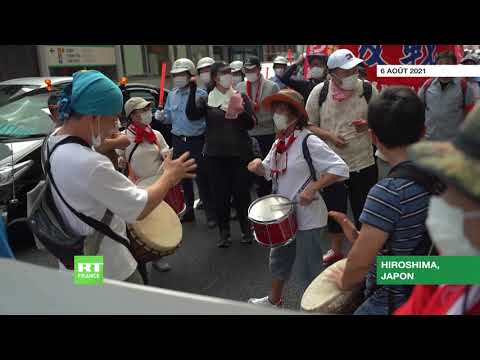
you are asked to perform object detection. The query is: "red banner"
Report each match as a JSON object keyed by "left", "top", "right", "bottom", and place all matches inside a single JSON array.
[{"left": 304, "top": 45, "right": 464, "bottom": 90}]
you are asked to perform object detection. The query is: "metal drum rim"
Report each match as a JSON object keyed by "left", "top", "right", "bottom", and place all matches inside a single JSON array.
[{"left": 248, "top": 194, "right": 294, "bottom": 224}]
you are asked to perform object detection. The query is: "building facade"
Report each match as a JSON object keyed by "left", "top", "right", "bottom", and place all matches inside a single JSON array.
[{"left": 0, "top": 45, "right": 303, "bottom": 84}]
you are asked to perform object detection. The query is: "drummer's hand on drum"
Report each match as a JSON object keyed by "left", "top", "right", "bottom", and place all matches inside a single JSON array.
[
  {"left": 324, "top": 261, "right": 347, "bottom": 290},
  {"left": 162, "top": 151, "right": 197, "bottom": 186},
  {"left": 328, "top": 211, "right": 359, "bottom": 243},
  {"left": 299, "top": 183, "right": 317, "bottom": 206}
]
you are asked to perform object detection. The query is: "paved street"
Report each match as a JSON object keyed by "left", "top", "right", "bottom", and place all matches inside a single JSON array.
[
  {"left": 12, "top": 162, "right": 383, "bottom": 312},
  {"left": 12, "top": 199, "right": 354, "bottom": 312}
]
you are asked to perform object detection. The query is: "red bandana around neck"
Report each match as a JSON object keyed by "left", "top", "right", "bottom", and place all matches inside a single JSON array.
[
  {"left": 331, "top": 79, "right": 355, "bottom": 102},
  {"left": 130, "top": 123, "right": 157, "bottom": 144},
  {"left": 271, "top": 132, "right": 297, "bottom": 178},
  {"left": 246, "top": 76, "right": 263, "bottom": 112}
]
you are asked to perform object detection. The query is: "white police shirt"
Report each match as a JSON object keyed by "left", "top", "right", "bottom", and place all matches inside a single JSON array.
[
  {"left": 46, "top": 132, "right": 148, "bottom": 281},
  {"left": 262, "top": 129, "right": 349, "bottom": 231}
]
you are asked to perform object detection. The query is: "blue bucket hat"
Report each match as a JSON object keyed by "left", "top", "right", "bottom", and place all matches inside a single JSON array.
[{"left": 58, "top": 70, "right": 123, "bottom": 122}]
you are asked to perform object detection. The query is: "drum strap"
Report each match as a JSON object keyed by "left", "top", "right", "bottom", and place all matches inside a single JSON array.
[{"left": 45, "top": 136, "right": 132, "bottom": 252}]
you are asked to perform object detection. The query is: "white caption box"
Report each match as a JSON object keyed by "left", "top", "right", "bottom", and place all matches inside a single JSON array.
[{"left": 377, "top": 65, "right": 480, "bottom": 78}]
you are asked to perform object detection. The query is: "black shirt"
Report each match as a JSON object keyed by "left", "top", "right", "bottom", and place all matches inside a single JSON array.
[
  {"left": 185, "top": 83, "right": 256, "bottom": 162},
  {"left": 279, "top": 63, "right": 326, "bottom": 103}
]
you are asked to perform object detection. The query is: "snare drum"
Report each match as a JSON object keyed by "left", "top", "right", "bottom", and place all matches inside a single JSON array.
[
  {"left": 248, "top": 195, "right": 298, "bottom": 248},
  {"left": 137, "top": 176, "right": 186, "bottom": 216},
  {"left": 127, "top": 201, "right": 182, "bottom": 263},
  {"left": 301, "top": 259, "right": 363, "bottom": 314}
]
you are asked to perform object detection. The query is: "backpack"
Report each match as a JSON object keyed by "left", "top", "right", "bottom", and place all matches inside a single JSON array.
[
  {"left": 27, "top": 135, "right": 132, "bottom": 270},
  {"left": 318, "top": 79, "right": 373, "bottom": 109}
]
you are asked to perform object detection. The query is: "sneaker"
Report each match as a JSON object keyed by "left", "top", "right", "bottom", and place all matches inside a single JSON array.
[
  {"left": 248, "top": 296, "right": 282, "bottom": 308},
  {"left": 152, "top": 259, "right": 171, "bottom": 272},
  {"left": 322, "top": 249, "right": 345, "bottom": 267},
  {"left": 217, "top": 233, "right": 231, "bottom": 248},
  {"left": 207, "top": 219, "right": 217, "bottom": 229},
  {"left": 240, "top": 232, "right": 253, "bottom": 244}
]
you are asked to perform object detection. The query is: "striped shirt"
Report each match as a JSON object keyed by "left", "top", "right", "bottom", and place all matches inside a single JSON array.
[{"left": 360, "top": 177, "right": 432, "bottom": 298}]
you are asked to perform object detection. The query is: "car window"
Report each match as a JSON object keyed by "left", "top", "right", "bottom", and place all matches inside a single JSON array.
[
  {"left": 0, "top": 92, "right": 54, "bottom": 137},
  {"left": 0, "top": 85, "right": 42, "bottom": 107},
  {"left": 127, "top": 90, "right": 159, "bottom": 109}
]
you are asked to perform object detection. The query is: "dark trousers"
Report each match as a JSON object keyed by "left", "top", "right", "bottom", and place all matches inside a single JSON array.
[
  {"left": 172, "top": 134, "right": 215, "bottom": 220},
  {"left": 253, "top": 134, "right": 275, "bottom": 197},
  {"left": 322, "top": 164, "right": 378, "bottom": 233},
  {"left": 206, "top": 156, "right": 252, "bottom": 235}
]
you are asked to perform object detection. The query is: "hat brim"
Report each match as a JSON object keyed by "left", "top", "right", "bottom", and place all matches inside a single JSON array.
[
  {"left": 244, "top": 65, "right": 258, "bottom": 70},
  {"left": 261, "top": 93, "right": 309, "bottom": 120},
  {"left": 408, "top": 141, "right": 480, "bottom": 202},
  {"left": 170, "top": 68, "right": 190, "bottom": 74},
  {"left": 126, "top": 100, "right": 152, "bottom": 118},
  {"left": 197, "top": 64, "right": 213, "bottom": 70},
  {"left": 338, "top": 57, "right": 364, "bottom": 70}
]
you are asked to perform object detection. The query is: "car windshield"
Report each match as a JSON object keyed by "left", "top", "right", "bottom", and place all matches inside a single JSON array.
[
  {"left": 0, "top": 92, "right": 54, "bottom": 139},
  {"left": 0, "top": 84, "right": 41, "bottom": 106}
]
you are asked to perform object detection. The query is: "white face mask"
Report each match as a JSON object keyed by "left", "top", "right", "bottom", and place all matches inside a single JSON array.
[
  {"left": 173, "top": 76, "right": 188, "bottom": 89},
  {"left": 232, "top": 75, "right": 243, "bottom": 86},
  {"left": 219, "top": 74, "right": 233, "bottom": 89},
  {"left": 246, "top": 72, "right": 259, "bottom": 83},
  {"left": 426, "top": 196, "right": 480, "bottom": 256},
  {"left": 200, "top": 72, "right": 211, "bottom": 84},
  {"left": 309, "top": 66, "right": 325, "bottom": 79},
  {"left": 90, "top": 118, "right": 102, "bottom": 148},
  {"left": 140, "top": 110, "right": 152, "bottom": 125},
  {"left": 273, "top": 113, "right": 289, "bottom": 131},
  {"left": 274, "top": 68, "right": 285, "bottom": 77},
  {"left": 339, "top": 73, "right": 359, "bottom": 90}
]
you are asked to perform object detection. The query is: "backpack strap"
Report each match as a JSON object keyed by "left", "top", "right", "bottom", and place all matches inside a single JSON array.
[
  {"left": 386, "top": 161, "right": 440, "bottom": 256},
  {"left": 44, "top": 136, "right": 131, "bottom": 251},
  {"left": 317, "top": 79, "right": 330, "bottom": 110},
  {"left": 460, "top": 78, "right": 468, "bottom": 109},
  {"left": 302, "top": 133, "right": 317, "bottom": 182},
  {"left": 362, "top": 81, "right": 373, "bottom": 103},
  {"left": 128, "top": 142, "right": 141, "bottom": 164}
]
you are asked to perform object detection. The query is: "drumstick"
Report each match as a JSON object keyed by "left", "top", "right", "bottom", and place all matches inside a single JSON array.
[{"left": 270, "top": 197, "right": 319, "bottom": 211}]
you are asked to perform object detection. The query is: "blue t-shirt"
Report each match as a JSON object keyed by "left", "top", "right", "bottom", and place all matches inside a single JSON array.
[{"left": 360, "top": 176, "right": 431, "bottom": 298}]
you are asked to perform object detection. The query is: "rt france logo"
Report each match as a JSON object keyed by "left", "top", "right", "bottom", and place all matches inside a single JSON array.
[{"left": 74, "top": 256, "right": 104, "bottom": 285}]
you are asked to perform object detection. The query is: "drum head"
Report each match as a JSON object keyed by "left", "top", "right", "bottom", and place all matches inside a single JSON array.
[
  {"left": 248, "top": 195, "right": 293, "bottom": 223},
  {"left": 130, "top": 201, "right": 182, "bottom": 252},
  {"left": 301, "top": 259, "right": 360, "bottom": 313}
]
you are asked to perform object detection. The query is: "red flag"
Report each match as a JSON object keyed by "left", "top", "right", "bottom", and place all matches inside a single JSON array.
[{"left": 287, "top": 48, "right": 293, "bottom": 64}]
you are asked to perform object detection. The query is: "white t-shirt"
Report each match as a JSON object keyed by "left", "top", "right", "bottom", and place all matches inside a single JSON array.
[
  {"left": 46, "top": 133, "right": 148, "bottom": 281},
  {"left": 262, "top": 129, "right": 349, "bottom": 230},
  {"left": 120, "top": 127, "right": 169, "bottom": 181}
]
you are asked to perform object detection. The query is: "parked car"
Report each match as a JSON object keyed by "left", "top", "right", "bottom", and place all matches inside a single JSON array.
[
  {"left": 0, "top": 77, "right": 170, "bottom": 248},
  {"left": 0, "top": 77, "right": 72, "bottom": 107},
  {"left": 119, "top": 82, "right": 171, "bottom": 145}
]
